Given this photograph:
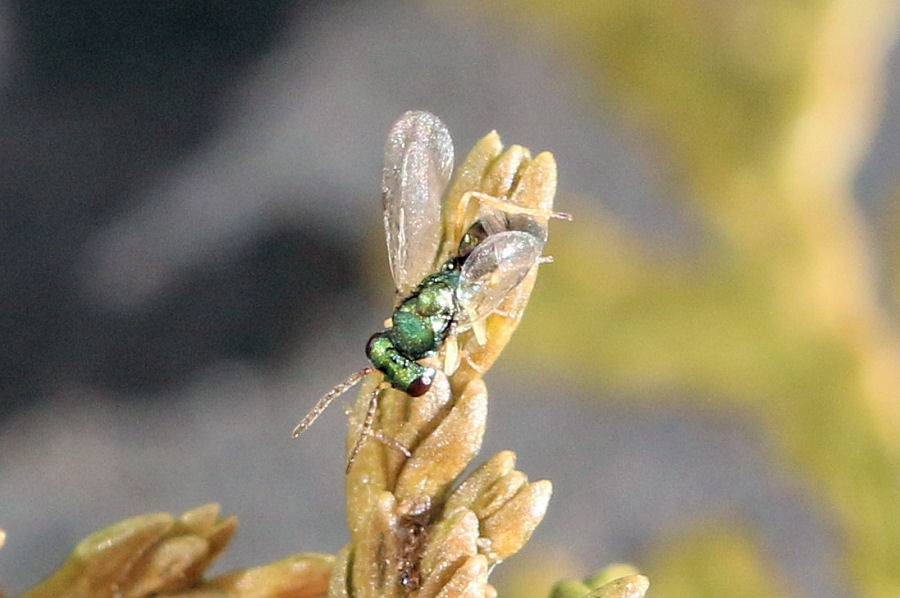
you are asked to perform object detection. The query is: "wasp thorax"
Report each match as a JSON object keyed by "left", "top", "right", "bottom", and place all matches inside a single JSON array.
[{"left": 390, "top": 311, "right": 438, "bottom": 355}]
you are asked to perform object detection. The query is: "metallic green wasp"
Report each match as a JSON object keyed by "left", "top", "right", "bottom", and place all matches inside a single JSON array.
[{"left": 293, "top": 111, "right": 568, "bottom": 470}]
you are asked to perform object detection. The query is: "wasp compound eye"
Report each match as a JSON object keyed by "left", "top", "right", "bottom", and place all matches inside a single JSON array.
[
  {"left": 406, "top": 369, "right": 435, "bottom": 397},
  {"left": 365, "top": 332, "right": 383, "bottom": 359}
]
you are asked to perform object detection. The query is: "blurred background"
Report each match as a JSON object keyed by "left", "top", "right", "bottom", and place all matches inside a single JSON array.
[{"left": 1, "top": 1, "right": 899, "bottom": 597}]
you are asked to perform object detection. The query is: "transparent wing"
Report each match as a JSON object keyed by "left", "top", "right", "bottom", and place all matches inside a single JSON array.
[
  {"left": 475, "top": 199, "right": 550, "bottom": 244},
  {"left": 455, "top": 231, "right": 543, "bottom": 327},
  {"left": 382, "top": 111, "right": 454, "bottom": 296}
]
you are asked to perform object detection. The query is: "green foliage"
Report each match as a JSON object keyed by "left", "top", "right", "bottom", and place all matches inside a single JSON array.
[{"left": 646, "top": 525, "right": 794, "bottom": 598}]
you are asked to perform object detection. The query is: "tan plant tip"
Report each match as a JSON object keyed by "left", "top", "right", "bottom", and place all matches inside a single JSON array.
[
  {"left": 433, "top": 554, "right": 489, "bottom": 598},
  {"left": 178, "top": 503, "right": 222, "bottom": 532},
  {"left": 480, "top": 480, "right": 553, "bottom": 562},
  {"left": 394, "top": 378, "right": 488, "bottom": 501},
  {"left": 208, "top": 552, "right": 334, "bottom": 597},
  {"left": 417, "top": 509, "right": 480, "bottom": 597},
  {"left": 328, "top": 545, "right": 353, "bottom": 598},
  {"left": 470, "top": 470, "right": 529, "bottom": 521},
  {"left": 19, "top": 506, "right": 242, "bottom": 598},
  {"left": 444, "top": 451, "right": 517, "bottom": 514}
]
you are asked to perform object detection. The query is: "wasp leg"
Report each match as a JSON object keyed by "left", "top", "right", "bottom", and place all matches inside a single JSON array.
[
  {"left": 346, "top": 408, "right": 412, "bottom": 458},
  {"left": 372, "top": 431, "right": 412, "bottom": 457},
  {"left": 454, "top": 190, "right": 572, "bottom": 243},
  {"left": 293, "top": 367, "right": 374, "bottom": 437},
  {"left": 346, "top": 381, "right": 388, "bottom": 473},
  {"left": 490, "top": 308, "right": 522, "bottom": 321},
  {"left": 460, "top": 349, "right": 487, "bottom": 375},
  {"left": 451, "top": 319, "right": 489, "bottom": 347},
  {"left": 443, "top": 327, "right": 461, "bottom": 375},
  {"left": 471, "top": 319, "right": 488, "bottom": 346}
]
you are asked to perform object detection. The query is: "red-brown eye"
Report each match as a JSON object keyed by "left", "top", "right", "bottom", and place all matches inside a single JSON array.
[
  {"left": 365, "top": 332, "right": 382, "bottom": 358},
  {"left": 406, "top": 372, "right": 433, "bottom": 397}
]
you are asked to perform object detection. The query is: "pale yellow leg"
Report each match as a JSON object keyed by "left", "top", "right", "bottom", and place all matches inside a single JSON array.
[
  {"left": 346, "top": 381, "right": 387, "bottom": 473},
  {"left": 345, "top": 403, "right": 411, "bottom": 458},
  {"left": 471, "top": 319, "right": 488, "bottom": 346},
  {"left": 454, "top": 190, "right": 572, "bottom": 243},
  {"left": 443, "top": 334, "right": 461, "bottom": 375},
  {"left": 461, "top": 349, "right": 487, "bottom": 375}
]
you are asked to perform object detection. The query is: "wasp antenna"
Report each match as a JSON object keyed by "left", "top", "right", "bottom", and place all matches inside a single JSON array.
[{"left": 293, "top": 367, "right": 374, "bottom": 438}]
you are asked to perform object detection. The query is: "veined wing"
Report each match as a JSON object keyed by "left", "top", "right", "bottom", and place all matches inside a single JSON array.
[
  {"left": 473, "top": 197, "right": 551, "bottom": 245},
  {"left": 382, "top": 111, "right": 454, "bottom": 296},
  {"left": 455, "top": 231, "right": 543, "bottom": 327}
]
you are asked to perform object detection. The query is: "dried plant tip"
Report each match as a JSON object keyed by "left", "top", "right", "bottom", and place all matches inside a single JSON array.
[
  {"left": 127, "top": 535, "right": 213, "bottom": 596},
  {"left": 482, "top": 145, "right": 529, "bottom": 200},
  {"left": 174, "top": 504, "right": 237, "bottom": 566},
  {"left": 433, "top": 554, "right": 489, "bottom": 598},
  {"left": 178, "top": 503, "right": 221, "bottom": 533},
  {"left": 328, "top": 545, "right": 353, "bottom": 598},
  {"left": 0, "top": 529, "right": 5, "bottom": 551},
  {"left": 394, "top": 378, "right": 488, "bottom": 503},
  {"left": 20, "top": 505, "right": 239, "bottom": 598},
  {"left": 352, "top": 491, "right": 402, "bottom": 598},
  {"left": 469, "top": 471, "right": 529, "bottom": 521},
  {"left": 206, "top": 552, "right": 334, "bottom": 598},
  {"left": 480, "top": 480, "right": 552, "bottom": 563},
  {"left": 444, "top": 451, "right": 518, "bottom": 514},
  {"left": 417, "top": 509, "right": 480, "bottom": 598}
]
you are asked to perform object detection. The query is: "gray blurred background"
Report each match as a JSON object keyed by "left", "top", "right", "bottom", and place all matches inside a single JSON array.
[{"left": 0, "top": 2, "right": 897, "bottom": 597}]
